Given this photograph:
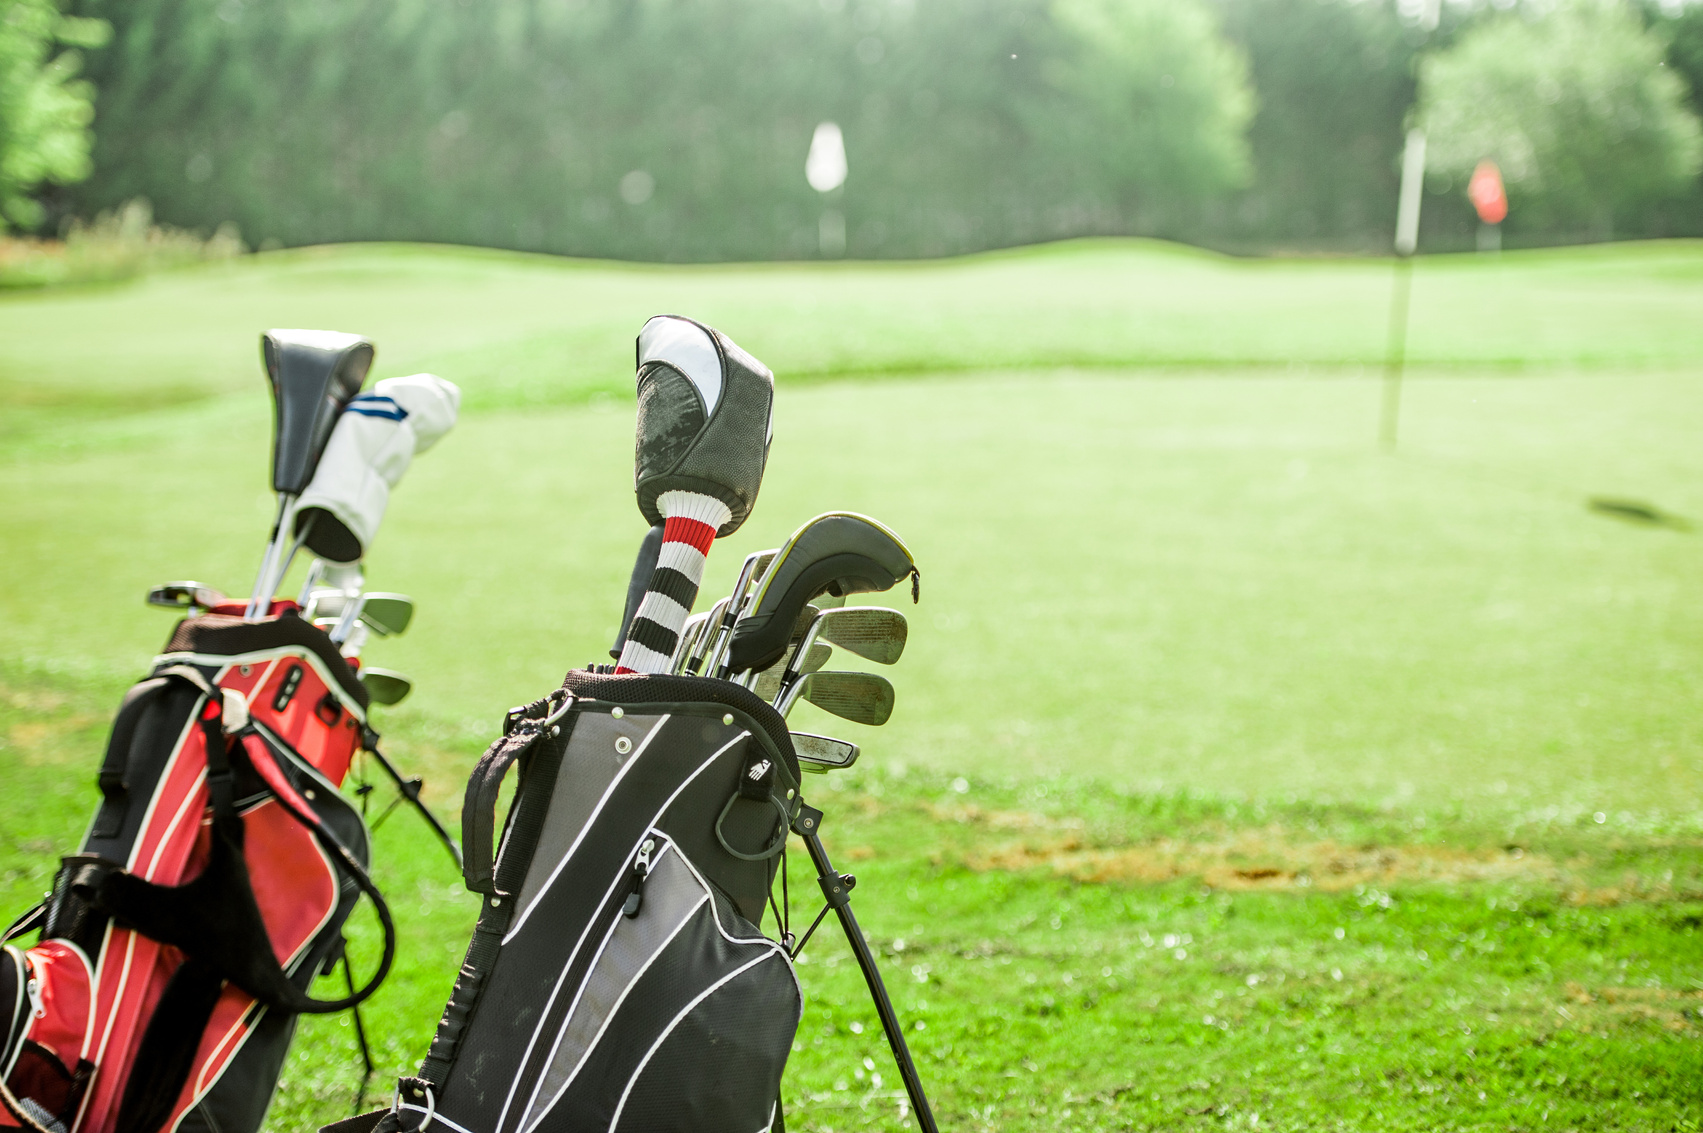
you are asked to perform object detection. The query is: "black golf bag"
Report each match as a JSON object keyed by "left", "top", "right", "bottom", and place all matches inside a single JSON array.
[
  {"left": 345, "top": 671, "right": 803, "bottom": 1133},
  {"left": 1, "top": 613, "right": 396, "bottom": 1133}
]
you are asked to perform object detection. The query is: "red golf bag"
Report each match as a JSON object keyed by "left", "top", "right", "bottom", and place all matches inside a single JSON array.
[{"left": 1, "top": 608, "right": 396, "bottom": 1133}]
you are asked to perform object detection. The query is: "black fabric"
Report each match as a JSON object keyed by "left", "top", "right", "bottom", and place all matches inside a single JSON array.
[
  {"left": 558, "top": 670, "right": 800, "bottom": 784},
  {"left": 622, "top": 614, "right": 679, "bottom": 659},
  {"left": 90, "top": 677, "right": 170, "bottom": 839},
  {"left": 112, "top": 959, "right": 226, "bottom": 1133},
  {"left": 317, "top": 1107, "right": 389, "bottom": 1133},
  {"left": 0, "top": 946, "right": 23, "bottom": 1074},
  {"left": 647, "top": 564, "right": 699, "bottom": 610},
  {"left": 295, "top": 506, "right": 362, "bottom": 563},
  {"left": 633, "top": 318, "right": 773, "bottom": 537},
  {"left": 728, "top": 515, "right": 918, "bottom": 675},
  {"left": 260, "top": 330, "right": 372, "bottom": 495},
  {"left": 434, "top": 716, "right": 772, "bottom": 1130},
  {"left": 577, "top": 890, "right": 797, "bottom": 1133},
  {"left": 610, "top": 524, "right": 665, "bottom": 660},
  {"left": 161, "top": 613, "right": 370, "bottom": 712}
]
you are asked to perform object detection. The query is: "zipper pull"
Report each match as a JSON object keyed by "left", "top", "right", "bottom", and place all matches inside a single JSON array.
[
  {"left": 622, "top": 838, "right": 656, "bottom": 918},
  {"left": 27, "top": 973, "right": 44, "bottom": 1020}
]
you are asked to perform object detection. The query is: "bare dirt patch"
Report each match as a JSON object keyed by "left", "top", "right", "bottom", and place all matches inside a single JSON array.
[{"left": 958, "top": 829, "right": 1559, "bottom": 892}]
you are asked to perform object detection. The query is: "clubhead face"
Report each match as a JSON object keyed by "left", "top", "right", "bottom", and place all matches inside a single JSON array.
[
  {"left": 360, "top": 667, "right": 413, "bottom": 706},
  {"left": 791, "top": 732, "right": 860, "bottom": 773},
  {"left": 360, "top": 593, "right": 414, "bottom": 637},
  {"left": 816, "top": 606, "right": 907, "bottom": 665},
  {"left": 754, "top": 642, "right": 831, "bottom": 701},
  {"left": 795, "top": 670, "right": 894, "bottom": 727},
  {"left": 148, "top": 582, "right": 228, "bottom": 612}
]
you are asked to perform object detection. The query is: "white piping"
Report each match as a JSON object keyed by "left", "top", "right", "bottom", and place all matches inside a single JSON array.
[{"left": 605, "top": 952, "right": 786, "bottom": 1133}]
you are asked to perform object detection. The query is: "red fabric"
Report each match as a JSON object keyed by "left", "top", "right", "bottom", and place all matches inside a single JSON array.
[{"left": 662, "top": 515, "right": 717, "bottom": 555}]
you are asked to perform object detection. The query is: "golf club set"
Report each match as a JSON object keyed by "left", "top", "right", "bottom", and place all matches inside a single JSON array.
[
  {"left": 0, "top": 331, "right": 461, "bottom": 1133},
  {"left": 1, "top": 317, "right": 939, "bottom": 1133}
]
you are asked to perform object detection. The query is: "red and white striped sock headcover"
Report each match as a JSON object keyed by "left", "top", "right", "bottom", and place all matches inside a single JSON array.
[{"left": 615, "top": 491, "right": 733, "bottom": 674}]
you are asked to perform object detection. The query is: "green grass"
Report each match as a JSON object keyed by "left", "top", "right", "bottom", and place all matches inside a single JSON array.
[
  {"left": 2, "top": 238, "right": 1701, "bottom": 1130},
  {"left": 4, "top": 674, "right": 1699, "bottom": 1132},
  {"left": 4, "top": 238, "right": 1703, "bottom": 446}
]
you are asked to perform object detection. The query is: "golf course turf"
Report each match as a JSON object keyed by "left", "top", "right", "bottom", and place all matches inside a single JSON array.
[{"left": 2, "top": 239, "right": 1699, "bottom": 1130}]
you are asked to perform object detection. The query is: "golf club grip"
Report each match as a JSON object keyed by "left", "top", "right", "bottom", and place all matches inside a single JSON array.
[{"left": 610, "top": 524, "right": 665, "bottom": 660}]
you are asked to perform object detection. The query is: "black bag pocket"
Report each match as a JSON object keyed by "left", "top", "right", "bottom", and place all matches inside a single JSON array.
[{"left": 512, "top": 832, "right": 800, "bottom": 1133}]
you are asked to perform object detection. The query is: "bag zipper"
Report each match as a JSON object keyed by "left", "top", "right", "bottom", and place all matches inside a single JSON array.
[{"left": 621, "top": 838, "right": 657, "bottom": 918}]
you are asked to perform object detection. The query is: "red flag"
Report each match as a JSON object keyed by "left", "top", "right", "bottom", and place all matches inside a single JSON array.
[{"left": 1469, "top": 160, "right": 1507, "bottom": 225}]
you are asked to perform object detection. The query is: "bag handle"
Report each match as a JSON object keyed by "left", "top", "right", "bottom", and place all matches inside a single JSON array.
[{"left": 462, "top": 691, "right": 571, "bottom": 896}]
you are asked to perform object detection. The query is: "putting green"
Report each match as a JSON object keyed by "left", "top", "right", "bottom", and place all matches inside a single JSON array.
[{"left": 3, "top": 361, "right": 1699, "bottom": 815}]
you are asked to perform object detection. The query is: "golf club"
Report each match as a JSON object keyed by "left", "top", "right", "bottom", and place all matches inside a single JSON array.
[
  {"left": 699, "top": 548, "right": 777, "bottom": 677},
  {"left": 753, "top": 641, "right": 831, "bottom": 701},
  {"left": 768, "top": 605, "right": 905, "bottom": 710},
  {"left": 790, "top": 732, "right": 860, "bottom": 773},
  {"left": 146, "top": 582, "right": 228, "bottom": 616},
  {"left": 780, "top": 670, "right": 895, "bottom": 726},
  {"left": 669, "top": 610, "right": 713, "bottom": 672},
  {"left": 815, "top": 605, "right": 907, "bottom": 665},
  {"left": 721, "top": 512, "right": 918, "bottom": 679},
  {"left": 682, "top": 598, "right": 729, "bottom": 674},
  {"left": 359, "top": 668, "right": 413, "bottom": 706},
  {"left": 244, "top": 330, "right": 375, "bottom": 619}
]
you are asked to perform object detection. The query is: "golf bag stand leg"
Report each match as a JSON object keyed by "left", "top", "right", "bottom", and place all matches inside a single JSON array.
[{"left": 793, "top": 805, "right": 940, "bottom": 1133}]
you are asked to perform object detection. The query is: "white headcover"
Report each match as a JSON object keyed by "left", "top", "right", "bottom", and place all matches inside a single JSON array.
[{"left": 294, "top": 373, "right": 461, "bottom": 561}]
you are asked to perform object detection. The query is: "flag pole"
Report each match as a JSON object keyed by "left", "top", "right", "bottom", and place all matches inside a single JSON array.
[{"left": 1382, "top": 128, "right": 1426, "bottom": 452}]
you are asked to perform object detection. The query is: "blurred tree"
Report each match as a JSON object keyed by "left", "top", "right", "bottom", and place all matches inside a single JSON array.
[
  {"left": 0, "top": 0, "right": 107, "bottom": 229},
  {"left": 1419, "top": 0, "right": 1703, "bottom": 238},
  {"left": 65, "top": 0, "right": 1254, "bottom": 259}
]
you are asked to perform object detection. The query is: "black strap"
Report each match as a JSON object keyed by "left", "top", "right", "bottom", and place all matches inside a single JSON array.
[
  {"left": 90, "top": 677, "right": 172, "bottom": 839},
  {"left": 461, "top": 731, "right": 536, "bottom": 896},
  {"left": 73, "top": 730, "right": 396, "bottom": 1016},
  {"left": 111, "top": 958, "right": 227, "bottom": 1133},
  {"left": 462, "top": 690, "right": 567, "bottom": 895}
]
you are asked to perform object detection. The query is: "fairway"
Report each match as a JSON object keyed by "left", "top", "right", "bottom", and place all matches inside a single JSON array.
[{"left": 2, "top": 241, "right": 1700, "bottom": 1132}]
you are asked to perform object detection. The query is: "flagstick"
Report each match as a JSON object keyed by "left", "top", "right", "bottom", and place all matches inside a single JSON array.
[{"left": 1381, "top": 129, "right": 1427, "bottom": 453}]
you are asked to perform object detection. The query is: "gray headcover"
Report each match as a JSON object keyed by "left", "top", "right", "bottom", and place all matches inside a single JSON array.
[
  {"left": 261, "top": 329, "right": 374, "bottom": 495},
  {"left": 633, "top": 315, "right": 774, "bottom": 537}
]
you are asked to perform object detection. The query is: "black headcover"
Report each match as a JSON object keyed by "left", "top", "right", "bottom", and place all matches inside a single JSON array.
[
  {"left": 633, "top": 316, "right": 774, "bottom": 537},
  {"left": 727, "top": 512, "right": 919, "bottom": 675},
  {"left": 261, "top": 330, "right": 374, "bottom": 495}
]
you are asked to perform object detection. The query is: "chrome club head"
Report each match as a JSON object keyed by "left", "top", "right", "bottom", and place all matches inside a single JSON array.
[
  {"left": 360, "top": 667, "right": 413, "bottom": 706},
  {"left": 754, "top": 642, "right": 831, "bottom": 701},
  {"left": 790, "top": 731, "right": 860, "bottom": 773},
  {"left": 359, "top": 593, "right": 414, "bottom": 637},
  {"left": 814, "top": 606, "right": 907, "bottom": 666},
  {"left": 787, "top": 670, "right": 894, "bottom": 727},
  {"left": 147, "top": 581, "right": 228, "bottom": 615}
]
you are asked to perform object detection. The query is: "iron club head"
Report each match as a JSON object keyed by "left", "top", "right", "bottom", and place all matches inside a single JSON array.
[{"left": 788, "top": 670, "right": 894, "bottom": 727}]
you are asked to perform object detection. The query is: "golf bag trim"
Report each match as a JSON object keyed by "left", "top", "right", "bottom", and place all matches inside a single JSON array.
[
  {"left": 158, "top": 610, "right": 371, "bottom": 718},
  {"left": 153, "top": 648, "right": 368, "bottom": 727}
]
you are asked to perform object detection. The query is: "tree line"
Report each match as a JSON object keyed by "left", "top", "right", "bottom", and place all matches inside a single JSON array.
[{"left": 5, "top": 0, "right": 1702, "bottom": 259}]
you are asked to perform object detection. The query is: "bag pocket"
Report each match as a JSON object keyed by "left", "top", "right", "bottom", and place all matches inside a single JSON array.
[
  {"left": 2, "top": 941, "right": 95, "bottom": 1131},
  {"left": 513, "top": 833, "right": 800, "bottom": 1133}
]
